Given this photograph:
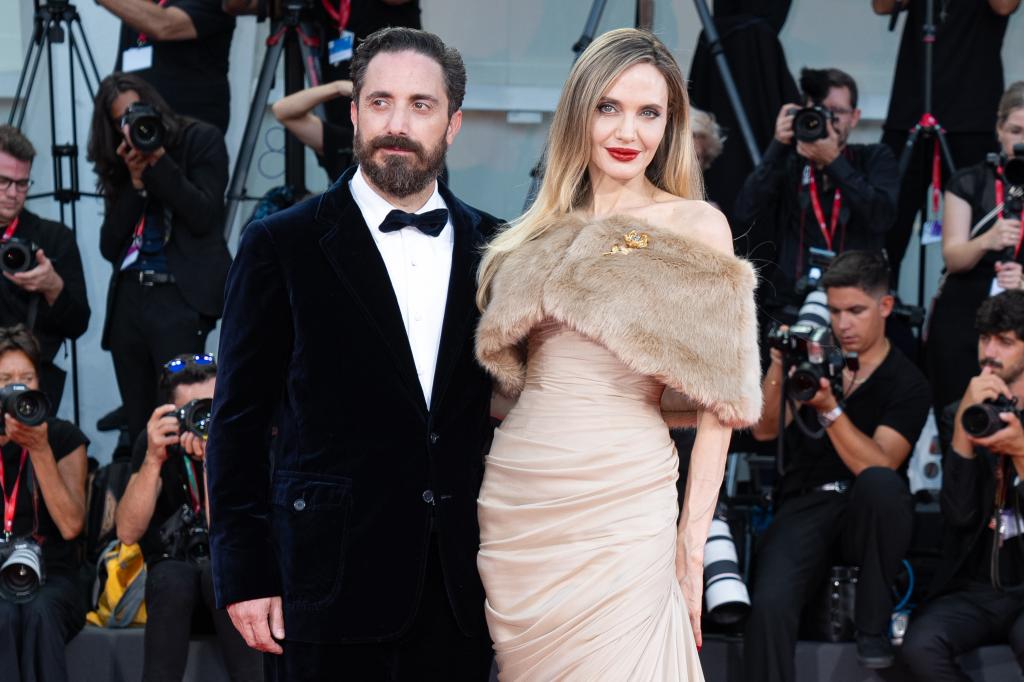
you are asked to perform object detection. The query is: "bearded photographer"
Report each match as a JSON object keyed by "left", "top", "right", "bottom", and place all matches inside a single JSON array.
[
  {"left": 0, "top": 325, "right": 88, "bottom": 682},
  {"left": 744, "top": 251, "right": 931, "bottom": 681},
  {"left": 902, "top": 290, "right": 1024, "bottom": 681},
  {"left": 0, "top": 126, "right": 90, "bottom": 410},
  {"left": 734, "top": 68, "right": 898, "bottom": 311},
  {"left": 115, "top": 354, "right": 260, "bottom": 682},
  {"left": 88, "top": 72, "right": 231, "bottom": 445}
]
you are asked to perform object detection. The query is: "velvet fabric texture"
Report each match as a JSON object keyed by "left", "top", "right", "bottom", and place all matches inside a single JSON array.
[{"left": 206, "top": 166, "right": 500, "bottom": 643}]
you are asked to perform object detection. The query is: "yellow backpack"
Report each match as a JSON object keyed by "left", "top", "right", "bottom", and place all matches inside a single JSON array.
[{"left": 86, "top": 540, "right": 147, "bottom": 628}]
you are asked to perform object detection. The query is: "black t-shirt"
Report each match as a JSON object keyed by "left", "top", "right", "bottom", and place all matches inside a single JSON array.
[
  {"left": 115, "top": 0, "right": 235, "bottom": 133},
  {"left": 317, "top": 119, "right": 353, "bottom": 182},
  {"left": 129, "top": 432, "right": 206, "bottom": 564},
  {"left": 780, "top": 344, "right": 931, "bottom": 494},
  {"left": 885, "top": 1, "right": 1011, "bottom": 133},
  {"left": 0, "top": 418, "right": 88, "bottom": 574}
]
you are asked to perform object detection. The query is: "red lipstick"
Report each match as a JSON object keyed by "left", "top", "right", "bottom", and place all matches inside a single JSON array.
[{"left": 607, "top": 147, "right": 640, "bottom": 162}]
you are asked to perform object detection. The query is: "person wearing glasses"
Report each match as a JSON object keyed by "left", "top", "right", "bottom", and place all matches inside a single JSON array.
[
  {"left": 734, "top": 67, "right": 899, "bottom": 322},
  {"left": 115, "top": 353, "right": 261, "bottom": 682},
  {"left": 0, "top": 125, "right": 90, "bottom": 411},
  {"left": 87, "top": 72, "right": 231, "bottom": 444}
]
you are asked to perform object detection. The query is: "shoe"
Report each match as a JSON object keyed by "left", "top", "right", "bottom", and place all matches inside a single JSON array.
[
  {"left": 856, "top": 633, "right": 895, "bottom": 669},
  {"left": 97, "top": 405, "right": 127, "bottom": 432}
]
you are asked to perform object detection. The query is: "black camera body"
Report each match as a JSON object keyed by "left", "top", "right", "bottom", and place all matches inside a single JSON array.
[
  {"left": 0, "top": 535, "right": 45, "bottom": 603},
  {"left": 0, "top": 237, "right": 39, "bottom": 274},
  {"left": 988, "top": 144, "right": 1024, "bottom": 220},
  {"left": 120, "top": 102, "right": 165, "bottom": 154},
  {"left": 0, "top": 383, "right": 50, "bottom": 435},
  {"left": 768, "top": 323, "right": 851, "bottom": 402},
  {"left": 795, "top": 247, "right": 836, "bottom": 298},
  {"left": 790, "top": 105, "right": 834, "bottom": 143},
  {"left": 961, "top": 395, "right": 1020, "bottom": 438},
  {"left": 166, "top": 398, "right": 212, "bottom": 440},
  {"left": 158, "top": 504, "right": 209, "bottom": 564}
]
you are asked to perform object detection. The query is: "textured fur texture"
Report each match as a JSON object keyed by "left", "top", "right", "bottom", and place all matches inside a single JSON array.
[{"left": 476, "top": 213, "right": 763, "bottom": 427}]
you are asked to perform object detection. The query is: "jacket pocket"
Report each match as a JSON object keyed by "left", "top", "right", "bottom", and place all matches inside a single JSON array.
[{"left": 270, "top": 471, "right": 352, "bottom": 608}]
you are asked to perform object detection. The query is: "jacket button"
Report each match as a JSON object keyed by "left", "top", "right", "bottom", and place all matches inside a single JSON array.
[
  {"left": 430, "top": 432, "right": 440, "bottom": 444},
  {"left": 293, "top": 499, "right": 306, "bottom": 511},
  {"left": 422, "top": 490, "right": 435, "bottom": 504}
]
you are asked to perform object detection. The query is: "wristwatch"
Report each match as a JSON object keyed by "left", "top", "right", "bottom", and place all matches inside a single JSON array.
[{"left": 817, "top": 405, "right": 843, "bottom": 428}]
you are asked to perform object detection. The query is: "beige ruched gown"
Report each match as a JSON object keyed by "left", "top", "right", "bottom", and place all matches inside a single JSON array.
[{"left": 478, "top": 320, "right": 704, "bottom": 681}]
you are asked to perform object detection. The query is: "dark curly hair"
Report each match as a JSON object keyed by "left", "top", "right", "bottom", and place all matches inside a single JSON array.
[
  {"left": 0, "top": 325, "right": 42, "bottom": 375},
  {"left": 977, "top": 290, "right": 1024, "bottom": 340}
]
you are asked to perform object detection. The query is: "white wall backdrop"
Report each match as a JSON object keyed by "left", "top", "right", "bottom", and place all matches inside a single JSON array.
[{"left": 0, "top": 0, "right": 1021, "bottom": 462}]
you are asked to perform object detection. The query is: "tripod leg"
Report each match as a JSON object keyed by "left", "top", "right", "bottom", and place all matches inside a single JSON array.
[
  {"left": 936, "top": 128, "right": 957, "bottom": 176},
  {"left": 69, "top": 13, "right": 102, "bottom": 88},
  {"left": 223, "top": 33, "right": 285, "bottom": 241},
  {"left": 897, "top": 126, "right": 921, "bottom": 182},
  {"left": 10, "top": 20, "right": 50, "bottom": 129},
  {"left": 298, "top": 22, "right": 327, "bottom": 122},
  {"left": 283, "top": 30, "right": 307, "bottom": 197}
]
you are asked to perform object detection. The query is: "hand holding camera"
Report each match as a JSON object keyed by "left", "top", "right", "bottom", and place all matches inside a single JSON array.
[
  {"left": 0, "top": 383, "right": 50, "bottom": 450},
  {"left": 145, "top": 398, "right": 213, "bottom": 465},
  {"left": 145, "top": 404, "right": 180, "bottom": 466},
  {"left": 117, "top": 102, "right": 166, "bottom": 190},
  {"left": 994, "top": 261, "right": 1024, "bottom": 290},
  {"left": 3, "top": 247, "right": 64, "bottom": 304},
  {"left": 985, "top": 217, "right": 1022, "bottom": 252}
]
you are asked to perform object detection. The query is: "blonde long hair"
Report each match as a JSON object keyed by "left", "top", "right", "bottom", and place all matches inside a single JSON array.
[{"left": 476, "top": 28, "right": 704, "bottom": 310}]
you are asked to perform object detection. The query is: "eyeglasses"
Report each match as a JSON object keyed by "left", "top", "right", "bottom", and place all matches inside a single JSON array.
[
  {"left": 0, "top": 176, "right": 33, "bottom": 193},
  {"left": 163, "top": 353, "right": 216, "bottom": 374},
  {"left": 826, "top": 107, "right": 854, "bottom": 118}
]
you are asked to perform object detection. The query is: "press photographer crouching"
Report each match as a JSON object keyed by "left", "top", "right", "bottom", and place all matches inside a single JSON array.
[
  {"left": 902, "top": 290, "right": 1024, "bottom": 680},
  {"left": 115, "top": 354, "right": 260, "bottom": 681},
  {"left": 744, "top": 251, "right": 931, "bottom": 681},
  {"left": 0, "top": 325, "right": 88, "bottom": 682},
  {"left": 88, "top": 72, "right": 231, "bottom": 445}
]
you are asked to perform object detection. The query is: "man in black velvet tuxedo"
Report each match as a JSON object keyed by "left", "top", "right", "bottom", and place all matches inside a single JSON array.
[{"left": 206, "top": 28, "right": 500, "bottom": 680}]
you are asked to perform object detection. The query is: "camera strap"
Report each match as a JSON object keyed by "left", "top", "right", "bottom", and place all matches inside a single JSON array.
[
  {"left": 2, "top": 216, "right": 19, "bottom": 242},
  {"left": 805, "top": 166, "right": 842, "bottom": 252},
  {"left": 0, "top": 448, "right": 29, "bottom": 535},
  {"left": 182, "top": 457, "right": 202, "bottom": 517},
  {"left": 321, "top": 0, "right": 352, "bottom": 33},
  {"left": 135, "top": 0, "right": 169, "bottom": 47},
  {"left": 993, "top": 170, "right": 1024, "bottom": 260}
]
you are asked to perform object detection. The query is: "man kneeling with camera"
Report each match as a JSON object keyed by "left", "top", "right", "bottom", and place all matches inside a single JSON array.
[
  {"left": 902, "top": 290, "right": 1024, "bottom": 680},
  {"left": 744, "top": 251, "right": 931, "bottom": 681},
  {"left": 115, "top": 354, "right": 260, "bottom": 681}
]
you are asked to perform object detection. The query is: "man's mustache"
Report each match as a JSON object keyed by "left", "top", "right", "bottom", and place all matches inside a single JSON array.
[
  {"left": 370, "top": 135, "right": 424, "bottom": 156},
  {"left": 982, "top": 358, "right": 1004, "bottom": 370}
]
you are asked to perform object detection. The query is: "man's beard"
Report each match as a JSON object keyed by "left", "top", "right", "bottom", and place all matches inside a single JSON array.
[
  {"left": 981, "top": 356, "right": 1024, "bottom": 385},
  {"left": 354, "top": 130, "right": 447, "bottom": 198}
]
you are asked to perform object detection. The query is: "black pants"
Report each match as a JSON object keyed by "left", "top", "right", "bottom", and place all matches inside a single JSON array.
[
  {"left": 108, "top": 277, "right": 213, "bottom": 443},
  {"left": 144, "top": 558, "right": 262, "bottom": 682},
  {"left": 0, "top": 570, "right": 84, "bottom": 682},
  {"left": 902, "top": 582, "right": 1024, "bottom": 681},
  {"left": 264, "top": 539, "right": 493, "bottom": 682},
  {"left": 744, "top": 467, "right": 914, "bottom": 682},
  {"left": 881, "top": 129, "right": 997, "bottom": 282}
]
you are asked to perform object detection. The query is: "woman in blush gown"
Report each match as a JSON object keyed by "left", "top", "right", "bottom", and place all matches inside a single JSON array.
[{"left": 474, "top": 29, "right": 762, "bottom": 681}]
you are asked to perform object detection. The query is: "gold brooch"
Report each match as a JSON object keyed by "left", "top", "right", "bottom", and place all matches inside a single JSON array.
[{"left": 604, "top": 229, "right": 650, "bottom": 255}]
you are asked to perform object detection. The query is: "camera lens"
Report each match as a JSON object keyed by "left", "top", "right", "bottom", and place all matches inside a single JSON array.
[
  {"left": 961, "top": 403, "right": 1004, "bottom": 438},
  {"left": 793, "top": 108, "right": 829, "bottom": 143},
  {"left": 788, "top": 366, "right": 821, "bottom": 402},
  {"left": 0, "top": 242, "right": 30, "bottom": 273}
]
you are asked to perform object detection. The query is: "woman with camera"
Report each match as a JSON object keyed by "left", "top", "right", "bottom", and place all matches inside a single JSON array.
[
  {"left": 928, "top": 81, "right": 1024, "bottom": 417},
  {"left": 115, "top": 354, "right": 260, "bottom": 682},
  {"left": 87, "top": 72, "right": 232, "bottom": 445},
  {"left": 0, "top": 324, "right": 88, "bottom": 682}
]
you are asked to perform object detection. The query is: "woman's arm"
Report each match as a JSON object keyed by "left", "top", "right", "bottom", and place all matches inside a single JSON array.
[
  {"left": 941, "top": 191, "right": 1019, "bottom": 273},
  {"left": 115, "top": 463, "right": 164, "bottom": 546},
  {"left": 271, "top": 81, "right": 353, "bottom": 156}
]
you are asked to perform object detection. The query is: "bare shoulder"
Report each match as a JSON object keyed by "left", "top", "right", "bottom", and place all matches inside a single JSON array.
[{"left": 643, "top": 197, "right": 734, "bottom": 257}]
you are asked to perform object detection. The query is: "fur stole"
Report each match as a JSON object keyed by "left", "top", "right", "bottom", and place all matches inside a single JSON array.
[{"left": 475, "top": 213, "right": 763, "bottom": 427}]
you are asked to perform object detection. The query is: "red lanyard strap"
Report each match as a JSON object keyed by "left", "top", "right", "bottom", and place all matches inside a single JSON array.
[
  {"left": 994, "top": 170, "right": 1024, "bottom": 260},
  {"left": 2, "top": 216, "right": 19, "bottom": 242},
  {"left": 806, "top": 166, "right": 842, "bottom": 252},
  {"left": 321, "top": 0, "right": 352, "bottom": 32},
  {"left": 136, "top": 0, "right": 170, "bottom": 46},
  {"left": 0, "top": 449, "right": 29, "bottom": 536}
]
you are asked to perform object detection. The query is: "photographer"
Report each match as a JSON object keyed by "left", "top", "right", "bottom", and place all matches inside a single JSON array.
[
  {"left": 87, "top": 72, "right": 231, "bottom": 444},
  {"left": 902, "top": 290, "right": 1024, "bottom": 680},
  {"left": 97, "top": 0, "right": 235, "bottom": 133},
  {"left": 744, "top": 251, "right": 931, "bottom": 680},
  {"left": 0, "top": 125, "right": 90, "bottom": 409},
  {"left": 0, "top": 325, "right": 88, "bottom": 682},
  {"left": 928, "top": 82, "right": 1024, "bottom": 421},
  {"left": 734, "top": 68, "right": 898, "bottom": 309},
  {"left": 271, "top": 79, "right": 353, "bottom": 181},
  {"left": 115, "top": 354, "right": 260, "bottom": 681}
]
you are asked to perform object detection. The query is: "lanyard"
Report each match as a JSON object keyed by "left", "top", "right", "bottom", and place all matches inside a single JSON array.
[
  {"left": 0, "top": 449, "right": 29, "bottom": 536},
  {"left": 2, "top": 216, "right": 18, "bottom": 242},
  {"left": 321, "top": 0, "right": 352, "bottom": 32},
  {"left": 136, "top": 0, "right": 169, "bottom": 47},
  {"left": 930, "top": 138, "right": 942, "bottom": 217},
  {"left": 806, "top": 166, "right": 842, "bottom": 251},
  {"left": 994, "top": 169, "right": 1024, "bottom": 260},
  {"left": 182, "top": 457, "right": 202, "bottom": 517}
]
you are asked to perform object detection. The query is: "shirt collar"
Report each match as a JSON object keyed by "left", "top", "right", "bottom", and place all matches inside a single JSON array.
[{"left": 350, "top": 166, "right": 448, "bottom": 238}]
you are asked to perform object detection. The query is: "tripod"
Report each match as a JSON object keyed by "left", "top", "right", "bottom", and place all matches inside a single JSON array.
[
  {"left": 223, "top": 1, "right": 324, "bottom": 241},
  {"left": 892, "top": 0, "right": 956, "bottom": 309},
  {"left": 7, "top": 0, "right": 103, "bottom": 426}
]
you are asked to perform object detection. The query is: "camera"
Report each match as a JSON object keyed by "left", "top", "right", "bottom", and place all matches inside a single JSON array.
[
  {"left": 767, "top": 324, "right": 851, "bottom": 402},
  {"left": 0, "top": 383, "right": 50, "bottom": 435},
  {"left": 0, "top": 536, "right": 44, "bottom": 603},
  {"left": 167, "top": 398, "right": 212, "bottom": 440},
  {"left": 119, "top": 102, "right": 165, "bottom": 154},
  {"left": 961, "top": 395, "right": 1020, "bottom": 438},
  {"left": 795, "top": 247, "right": 836, "bottom": 298},
  {"left": 1003, "top": 143, "right": 1024, "bottom": 188},
  {"left": 987, "top": 144, "right": 1024, "bottom": 221},
  {"left": 703, "top": 502, "right": 750, "bottom": 625},
  {"left": 0, "top": 237, "right": 39, "bottom": 274},
  {"left": 789, "top": 105, "right": 834, "bottom": 143},
  {"left": 158, "top": 504, "right": 209, "bottom": 564}
]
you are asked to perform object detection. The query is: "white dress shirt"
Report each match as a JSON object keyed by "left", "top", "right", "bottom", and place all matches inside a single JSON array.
[{"left": 350, "top": 167, "right": 453, "bottom": 409}]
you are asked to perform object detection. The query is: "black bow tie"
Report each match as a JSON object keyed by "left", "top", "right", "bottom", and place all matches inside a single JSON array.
[{"left": 378, "top": 208, "right": 449, "bottom": 237}]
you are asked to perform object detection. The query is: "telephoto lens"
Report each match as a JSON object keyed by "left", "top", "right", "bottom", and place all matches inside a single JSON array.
[
  {"left": 0, "top": 383, "right": 50, "bottom": 435},
  {"left": 961, "top": 395, "right": 1019, "bottom": 438},
  {"left": 0, "top": 538, "right": 45, "bottom": 603},
  {"left": 703, "top": 503, "right": 751, "bottom": 625}
]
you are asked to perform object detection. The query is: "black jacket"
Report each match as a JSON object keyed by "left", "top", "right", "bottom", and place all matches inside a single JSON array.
[
  {"left": 98, "top": 120, "right": 231, "bottom": 349},
  {"left": 206, "top": 167, "right": 500, "bottom": 643}
]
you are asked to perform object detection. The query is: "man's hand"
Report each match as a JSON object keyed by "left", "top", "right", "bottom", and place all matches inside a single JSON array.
[
  {"left": 117, "top": 141, "right": 149, "bottom": 190},
  {"left": 228, "top": 596, "right": 285, "bottom": 654},
  {"left": 985, "top": 217, "right": 1021, "bottom": 252},
  {"left": 179, "top": 430, "right": 206, "bottom": 460},
  {"left": 952, "top": 369, "right": 1013, "bottom": 457},
  {"left": 796, "top": 119, "right": 842, "bottom": 167},
  {"left": 804, "top": 376, "right": 840, "bottom": 413},
  {"left": 4, "top": 250, "right": 64, "bottom": 305},
  {"left": 146, "top": 404, "right": 179, "bottom": 466},
  {"left": 995, "top": 261, "right": 1024, "bottom": 290},
  {"left": 970, "top": 411, "right": 1024, "bottom": 457},
  {"left": 5, "top": 416, "right": 49, "bottom": 455},
  {"left": 774, "top": 103, "right": 799, "bottom": 145}
]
